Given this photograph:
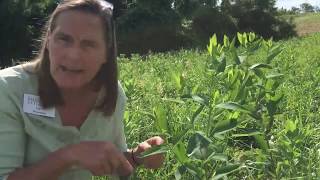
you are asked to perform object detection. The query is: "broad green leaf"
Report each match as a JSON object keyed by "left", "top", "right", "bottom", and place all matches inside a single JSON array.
[
  {"left": 207, "top": 43, "right": 213, "bottom": 56},
  {"left": 209, "top": 56, "right": 220, "bottom": 70},
  {"left": 173, "top": 142, "right": 188, "bottom": 163},
  {"left": 253, "top": 69, "right": 265, "bottom": 79},
  {"left": 213, "top": 164, "right": 241, "bottom": 180},
  {"left": 266, "top": 73, "right": 284, "bottom": 79},
  {"left": 192, "top": 95, "right": 208, "bottom": 106},
  {"left": 212, "top": 118, "right": 237, "bottom": 135},
  {"left": 229, "top": 69, "right": 240, "bottom": 87},
  {"left": 254, "top": 135, "right": 268, "bottom": 151},
  {"left": 217, "top": 55, "right": 226, "bottom": 73},
  {"left": 211, "top": 34, "right": 218, "bottom": 47},
  {"left": 285, "top": 120, "right": 296, "bottom": 132},
  {"left": 237, "top": 88, "right": 248, "bottom": 102},
  {"left": 191, "top": 105, "right": 205, "bottom": 125},
  {"left": 237, "top": 32, "right": 243, "bottom": 45},
  {"left": 248, "top": 39, "right": 262, "bottom": 52},
  {"left": 205, "top": 153, "right": 228, "bottom": 163},
  {"left": 181, "top": 94, "right": 209, "bottom": 106},
  {"left": 249, "top": 63, "right": 272, "bottom": 70},
  {"left": 192, "top": 84, "right": 200, "bottom": 94},
  {"left": 138, "top": 144, "right": 169, "bottom": 158},
  {"left": 171, "top": 71, "right": 182, "bottom": 90},
  {"left": 248, "top": 32, "right": 256, "bottom": 42},
  {"left": 216, "top": 102, "right": 251, "bottom": 114},
  {"left": 231, "top": 49, "right": 241, "bottom": 65},
  {"left": 266, "top": 44, "right": 282, "bottom": 64},
  {"left": 185, "top": 162, "right": 203, "bottom": 178},
  {"left": 223, "top": 35, "right": 230, "bottom": 48},
  {"left": 238, "top": 55, "right": 247, "bottom": 63},
  {"left": 217, "top": 44, "right": 223, "bottom": 54},
  {"left": 267, "top": 93, "right": 284, "bottom": 115},
  {"left": 232, "top": 131, "right": 263, "bottom": 137},
  {"left": 230, "top": 37, "right": 236, "bottom": 49},
  {"left": 234, "top": 72, "right": 251, "bottom": 101},
  {"left": 154, "top": 105, "right": 168, "bottom": 133},
  {"left": 270, "top": 92, "right": 284, "bottom": 104},
  {"left": 172, "top": 127, "right": 191, "bottom": 145}
]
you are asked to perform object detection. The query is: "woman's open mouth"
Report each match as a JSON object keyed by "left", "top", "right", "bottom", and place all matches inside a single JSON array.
[{"left": 60, "top": 65, "right": 84, "bottom": 73}]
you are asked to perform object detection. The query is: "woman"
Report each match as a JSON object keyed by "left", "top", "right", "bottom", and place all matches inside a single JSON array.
[{"left": 0, "top": 0, "right": 164, "bottom": 179}]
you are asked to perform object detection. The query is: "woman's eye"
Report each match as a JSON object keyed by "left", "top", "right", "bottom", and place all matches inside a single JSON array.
[
  {"left": 55, "top": 34, "right": 72, "bottom": 45},
  {"left": 59, "top": 36, "right": 70, "bottom": 42}
]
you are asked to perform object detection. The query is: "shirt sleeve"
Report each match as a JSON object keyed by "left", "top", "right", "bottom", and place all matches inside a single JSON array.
[
  {"left": 0, "top": 78, "right": 26, "bottom": 178},
  {"left": 113, "top": 82, "right": 128, "bottom": 152}
]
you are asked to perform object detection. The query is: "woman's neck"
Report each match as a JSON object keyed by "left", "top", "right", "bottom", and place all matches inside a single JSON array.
[{"left": 59, "top": 86, "right": 100, "bottom": 107}]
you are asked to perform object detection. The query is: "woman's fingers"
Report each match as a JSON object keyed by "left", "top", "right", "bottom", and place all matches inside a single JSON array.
[
  {"left": 145, "top": 136, "right": 164, "bottom": 146},
  {"left": 134, "top": 136, "right": 166, "bottom": 169},
  {"left": 138, "top": 141, "right": 152, "bottom": 151},
  {"left": 70, "top": 141, "right": 133, "bottom": 176}
]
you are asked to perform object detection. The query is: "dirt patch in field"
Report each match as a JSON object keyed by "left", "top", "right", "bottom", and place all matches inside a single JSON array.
[
  {"left": 296, "top": 22, "right": 320, "bottom": 36},
  {"left": 293, "top": 13, "right": 320, "bottom": 36}
]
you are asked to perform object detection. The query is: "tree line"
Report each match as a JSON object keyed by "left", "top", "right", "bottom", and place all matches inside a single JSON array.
[
  {"left": 280, "top": 2, "right": 320, "bottom": 14},
  {"left": 0, "top": 0, "right": 298, "bottom": 66}
]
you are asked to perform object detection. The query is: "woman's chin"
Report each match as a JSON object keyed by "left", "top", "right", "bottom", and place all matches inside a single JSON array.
[{"left": 56, "top": 81, "right": 88, "bottom": 91}]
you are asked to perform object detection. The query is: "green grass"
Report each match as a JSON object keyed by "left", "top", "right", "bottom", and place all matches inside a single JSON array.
[
  {"left": 94, "top": 32, "right": 320, "bottom": 179},
  {"left": 293, "top": 12, "right": 320, "bottom": 24}
]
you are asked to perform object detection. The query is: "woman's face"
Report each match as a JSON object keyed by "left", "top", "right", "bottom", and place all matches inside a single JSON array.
[{"left": 47, "top": 10, "right": 107, "bottom": 91}]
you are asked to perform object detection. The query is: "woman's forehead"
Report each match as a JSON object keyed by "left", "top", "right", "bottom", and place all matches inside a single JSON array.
[
  {"left": 54, "top": 10, "right": 105, "bottom": 38},
  {"left": 56, "top": 10, "right": 102, "bottom": 27}
]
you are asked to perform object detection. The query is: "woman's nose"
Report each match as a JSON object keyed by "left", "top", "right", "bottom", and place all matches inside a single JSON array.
[{"left": 66, "top": 45, "right": 82, "bottom": 61}]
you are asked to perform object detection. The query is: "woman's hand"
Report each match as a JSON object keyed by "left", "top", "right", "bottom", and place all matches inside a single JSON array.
[
  {"left": 133, "top": 136, "right": 165, "bottom": 169},
  {"left": 66, "top": 141, "right": 133, "bottom": 176}
]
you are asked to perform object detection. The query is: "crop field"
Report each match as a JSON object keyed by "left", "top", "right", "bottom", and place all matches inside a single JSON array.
[{"left": 94, "top": 32, "right": 320, "bottom": 179}]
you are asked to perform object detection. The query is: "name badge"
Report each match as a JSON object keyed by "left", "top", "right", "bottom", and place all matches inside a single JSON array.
[{"left": 23, "top": 94, "right": 55, "bottom": 118}]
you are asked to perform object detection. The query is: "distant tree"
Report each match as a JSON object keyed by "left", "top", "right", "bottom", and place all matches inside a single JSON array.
[
  {"left": 291, "top": 6, "right": 300, "bottom": 13},
  {"left": 227, "top": 0, "right": 296, "bottom": 39},
  {"left": 255, "top": 0, "right": 276, "bottom": 12},
  {"left": 0, "top": 0, "right": 298, "bottom": 60},
  {"left": 116, "top": 0, "right": 184, "bottom": 54},
  {"left": 0, "top": 0, "right": 57, "bottom": 67},
  {"left": 300, "top": 3, "right": 314, "bottom": 13},
  {"left": 220, "top": 0, "right": 232, "bottom": 14},
  {"left": 173, "top": 0, "right": 218, "bottom": 18}
]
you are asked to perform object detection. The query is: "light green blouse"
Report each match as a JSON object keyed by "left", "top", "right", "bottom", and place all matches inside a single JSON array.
[{"left": 0, "top": 65, "right": 128, "bottom": 180}]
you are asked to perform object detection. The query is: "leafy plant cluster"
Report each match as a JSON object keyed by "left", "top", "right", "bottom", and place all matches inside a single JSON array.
[
  {"left": 121, "top": 32, "right": 289, "bottom": 179},
  {"left": 114, "top": 32, "right": 320, "bottom": 179}
]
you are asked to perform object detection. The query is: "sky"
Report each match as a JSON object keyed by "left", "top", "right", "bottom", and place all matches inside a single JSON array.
[{"left": 275, "top": 0, "right": 320, "bottom": 10}]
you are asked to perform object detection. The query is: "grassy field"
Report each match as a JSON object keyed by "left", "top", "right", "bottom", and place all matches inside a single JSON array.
[
  {"left": 93, "top": 32, "right": 320, "bottom": 179},
  {"left": 95, "top": 14, "right": 320, "bottom": 180}
]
